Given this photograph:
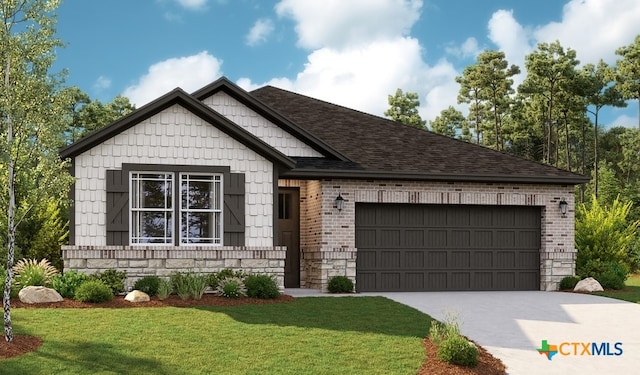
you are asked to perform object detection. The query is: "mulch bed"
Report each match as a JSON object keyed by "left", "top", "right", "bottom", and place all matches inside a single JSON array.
[{"left": 1, "top": 294, "right": 507, "bottom": 374}]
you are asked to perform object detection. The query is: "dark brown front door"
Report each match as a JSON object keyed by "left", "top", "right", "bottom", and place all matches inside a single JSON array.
[{"left": 278, "top": 188, "right": 300, "bottom": 288}]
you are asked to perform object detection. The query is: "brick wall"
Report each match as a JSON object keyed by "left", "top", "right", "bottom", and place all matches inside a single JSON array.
[
  {"left": 284, "top": 178, "right": 576, "bottom": 291},
  {"left": 62, "top": 245, "right": 286, "bottom": 291}
]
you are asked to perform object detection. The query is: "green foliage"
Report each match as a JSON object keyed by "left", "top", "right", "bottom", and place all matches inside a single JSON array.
[
  {"left": 429, "top": 313, "right": 478, "bottom": 367},
  {"left": 207, "top": 268, "right": 246, "bottom": 289},
  {"left": 437, "top": 335, "right": 479, "bottom": 367},
  {"left": 576, "top": 196, "right": 639, "bottom": 278},
  {"left": 216, "top": 277, "right": 247, "bottom": 298},
  {"left": 133, "top": 276, "right": 161, "bottom": 297},
  {"left": 157, "top": 278, "right": 173, "bottom": 300},
  {"left": 429, "top": 106, "right": 470, "bottom": 140},
  {"left": 89, "top": 269, "right": 126, "bottom": 295},
  {"left": 12, "top": 258, "right": 59, "bottom": 289},
  {"left": 170, "top": 272, "right": 193, "bottom": 300},
  {"left": 51, "top": 270, "right": 88, "bottom": 298},
  {"left": 188, "top": 273, "right": 209, "bottom": 300},
  {"left": 597, "top": 262, "right": 628, "bottom": 290},
  {"left": 327, "top": 276, "right": 354, "bottom": 293},
  {"left": 74, "top": 280, "right": 113, "bottom": 303},
  {"left": 245, "top": 274, "right": 280, "bottom": 299},
  {"left": 384, "top": 88, "right": 426, "bottom": 129},
  {"left": 559, "top": 276, "right": 581, "bottom": 290}
]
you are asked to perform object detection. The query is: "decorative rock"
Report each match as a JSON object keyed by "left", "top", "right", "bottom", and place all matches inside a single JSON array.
[
  {"left": 125, "top": 290, "right": 150, "bottom": 303},
  {"left": 18, "top": 286, "right": 64, "bottom": 304},
  {"left": 573, "top": 277, "right": 604, "bottom": 292}
]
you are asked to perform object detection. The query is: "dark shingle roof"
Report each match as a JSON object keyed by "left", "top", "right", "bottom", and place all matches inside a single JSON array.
[{"left": 251, "top": 85, "right": 589, "bottom": 184}]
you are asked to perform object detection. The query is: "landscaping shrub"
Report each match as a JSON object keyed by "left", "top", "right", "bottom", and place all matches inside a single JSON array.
[
  {"left": 217, "top": 277, "right": 247, "bottom": 298},
  {"left": 559, "top": 276, "right": 581, "bottom": 290},
  {"left": 90, "top": 269, "right": 126, "bottom": 295},
  {"left": 188, "top": 273, "right": 209, "bottom": 300},
  {"left": 12, "top": 258, "right": 59, "bottom": 289},
  {"left": 245, "top": 274, "right": 280, "bottom": 299},
  {"left": 157, "top": 278, "right": 173, "bottom": 300},
  {"left": 327, "top": 276, "right": 353, "bottom": 293},
  {"left": 52, "top": 270, "right": 88, "bottom": 298},
  {"left": 437, "top": 335, "right": 479, "bottom": 367},
  {"left": 208, "top": 268, "right": 246, "bottom": 289},
  {"left": 134, "top": 276, "right": 161, "bottom": 296},
  {"left": 74, "top": 280, "right": 113, "bottom": 303},
  {"left": 597, "top": 262, "right": 628, "bottom": 290},
  {"left": 171, "top": 272, "right": 192, "bottom": 300}
]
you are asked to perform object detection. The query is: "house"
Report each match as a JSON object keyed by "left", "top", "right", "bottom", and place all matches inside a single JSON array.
[{"left": 60, "top": 77, "right": 589, "bottom": 292}]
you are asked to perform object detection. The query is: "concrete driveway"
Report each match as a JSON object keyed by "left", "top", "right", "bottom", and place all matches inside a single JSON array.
[{"left": 364, "top": 291, "right": 640, "bottom": 375}]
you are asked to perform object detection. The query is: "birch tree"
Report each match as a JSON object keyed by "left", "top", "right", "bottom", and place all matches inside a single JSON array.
[{"left": 1, "top": 0, "right": 72, "bottom": 342}]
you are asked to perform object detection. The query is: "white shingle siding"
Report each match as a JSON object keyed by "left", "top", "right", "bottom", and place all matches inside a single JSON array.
[
  {"left": 202, "top": 92, "right": 324, "bottom": 157},
  {"left": 73, "top": 104, "right": 274, "bottom": 247}
]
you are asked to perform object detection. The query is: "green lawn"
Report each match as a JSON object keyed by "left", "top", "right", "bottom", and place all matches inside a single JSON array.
[
  {"left": 3, "top": 297, "right": 433, "bottom": 375},
  {"left": 594, "top": 274, "right": 640, "bottom": 303}
]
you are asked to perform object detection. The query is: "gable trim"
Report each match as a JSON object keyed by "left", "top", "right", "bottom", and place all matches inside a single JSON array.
[
  {"left": 191, "top": 77, "right": 350, "bottom": 162},
  {"left": 59, "top": 88, "right": 296, "bottom": 170}
]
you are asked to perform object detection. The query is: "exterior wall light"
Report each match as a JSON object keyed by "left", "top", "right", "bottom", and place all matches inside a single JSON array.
[
  {"left": 559, "top": 198, "right": 568, "bottom": 216},
  {"left": 335, "top": 193, "right": 345, "bottom": 211}
]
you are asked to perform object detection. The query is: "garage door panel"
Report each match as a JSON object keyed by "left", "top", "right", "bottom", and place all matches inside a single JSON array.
[{"left": 356, "top": 204, "right": 541, "bottom": 291}]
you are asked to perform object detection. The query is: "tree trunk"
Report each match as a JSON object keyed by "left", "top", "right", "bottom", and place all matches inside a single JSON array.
[
  {"left": 3, "top": 52, "right": 14, "bottom": 343},
  {"left": 594, "top": 112, "right": 599, "bottom": 198},
  {"left": 564, "top": 112, "right": 571, "bottom": 172}
]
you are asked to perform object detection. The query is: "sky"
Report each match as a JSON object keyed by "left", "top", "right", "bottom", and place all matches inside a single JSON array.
[{"left": 52, "top": 0, "right": 640, "bottom": 128}]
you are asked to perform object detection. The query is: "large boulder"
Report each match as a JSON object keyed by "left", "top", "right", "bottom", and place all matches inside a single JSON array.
[
  {"left": 573, "top": 277, "right": 604, "bottom": 292},
  {"left": 18, "top": 286, "right": 64, "bottom": 304},
  {"left": 125, "top": 290, "right": 150, "bottom": 303}
]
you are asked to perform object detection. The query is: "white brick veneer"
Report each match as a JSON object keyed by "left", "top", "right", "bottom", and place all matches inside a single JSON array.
[
  {"left": 202, "top": 92, "right": 324, "bottom": 157},
  {"left": 72, "top": 104, "right": 275, "bottom": 247},
  {"left": 282, "top": 179, "right": 577, "bottom": 291}
]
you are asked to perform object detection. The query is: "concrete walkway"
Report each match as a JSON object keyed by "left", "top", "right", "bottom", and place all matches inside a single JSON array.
[{"left": 287, "top": 289, "right": 640, "bottom": 374}]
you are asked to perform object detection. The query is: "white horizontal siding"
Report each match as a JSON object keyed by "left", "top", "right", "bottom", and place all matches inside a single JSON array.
[{"left": 74, "top": 104, "right": 274, "bottom": 247}]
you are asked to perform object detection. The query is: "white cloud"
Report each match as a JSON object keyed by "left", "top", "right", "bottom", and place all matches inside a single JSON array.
[
  {"left": 92, "top": 76, "right": 112, "bottom": 92},
  {"left": 275, "top": 0, "right": 423, "bottom": 50},
  {"left": 124, "top": 51, "right": 223, "bottom": 106},
  {"left": 611, "top": 114, "right": 639, "bottom": 128},
  {"left": 445, "top": 37, "right": 481, "bottom": 59},
  {"left": 487, "top": 9, "right": 533, "bottom": 75},
  {"left": 175, "top": 0, "right": 208, "bottom": 10},
  {"left": 246, "top": 18, "right": 275, "bottom": 46},
  {"left": 534, "top": 0, "right": 640, "bottom": 65},
  {"left": 240, "top": 37, "right": 459, "bottom": 122}
]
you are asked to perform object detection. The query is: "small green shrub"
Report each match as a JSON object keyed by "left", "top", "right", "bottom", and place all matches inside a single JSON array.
[
  {"left": 12, "top": 258, "right": 59, "bottom": 289},
  {"left": 437, "top": 335, "right": 479, "bottom": 367},
  {"left": 245, "top": 274, "right": 280, "bottom": 299},
  {"left": 217, "top": 277, "right": 247, "bottom": 298},
  {"left": 90, "top": 269, "right": 126, "bottom": 295},
  {"left": 157, "top": 278, "right": 173, "bottom": 300},
  {"left": 559, "top": 276, "right": 581, "bottom": 290},
  {"left": 208, "top": 269, "right": 246, "bottom": 289},
  {"left": 171, "top": 272, "right": 192, "bottom": 300},
  {"left": 75, "top": 280, "right": 113, "bottom": 303},
  {"left": 327, "top": 276, "right": 353, "bottom": 293},
  {"left": 597, "top": 262, "right": 628, "bottom": 290},
  {"left": 52, "top": 271, "right": 88, "bottom": 298},
  {"left": 188, "top": 273, "right": 209, "bottom": 300},
  {"left": 134, "top": 276, "right": 161, "bottom": 296}
]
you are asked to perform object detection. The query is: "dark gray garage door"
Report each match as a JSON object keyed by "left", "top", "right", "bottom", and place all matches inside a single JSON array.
[{"left": 355, "top": 204, "right": 541, "bottom": 292}]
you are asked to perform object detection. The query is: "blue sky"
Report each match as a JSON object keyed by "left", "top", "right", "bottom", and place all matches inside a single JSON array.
[{"left": 53, "top": 0, "right": 640, "bottom": 127}]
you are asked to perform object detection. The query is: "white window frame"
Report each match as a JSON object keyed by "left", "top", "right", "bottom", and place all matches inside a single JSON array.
[
  {"left": 130, "top": 172, "right": 174, "bottom": 245},
  {"left": 129, "top": 171, "right": 224, "bottom": 246},
  {"left": 179, "top": 173, "right": 223, "bottom": 245}
]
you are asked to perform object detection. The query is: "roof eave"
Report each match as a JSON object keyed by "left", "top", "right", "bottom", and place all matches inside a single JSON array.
[{"left": 281, "top": 168, "right": 590, "bottom": 185}]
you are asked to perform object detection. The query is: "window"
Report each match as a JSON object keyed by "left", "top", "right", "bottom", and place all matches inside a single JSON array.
[
  {"left": 130, "top": 172, "right": 223, "bottom": 245},
  {"left": 180, "top": 174, "right": 222, "bottom": 244}
]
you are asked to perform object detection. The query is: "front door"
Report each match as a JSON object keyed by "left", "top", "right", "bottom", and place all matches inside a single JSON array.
[{"left": 278, "top": 188, "right": 300, "bottom": 288}]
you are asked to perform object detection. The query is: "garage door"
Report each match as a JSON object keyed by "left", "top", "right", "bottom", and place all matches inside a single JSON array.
[{"left": 355, "top": 204, "right": 541, "bottom": 292}]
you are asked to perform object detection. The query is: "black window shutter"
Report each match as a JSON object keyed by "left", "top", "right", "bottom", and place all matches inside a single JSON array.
[
  {"left": 224, "top": 173, "right": 245, "bottom": 246},
  {"left": 106, "top": 169, "right": 129, "bottom": 245}
]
